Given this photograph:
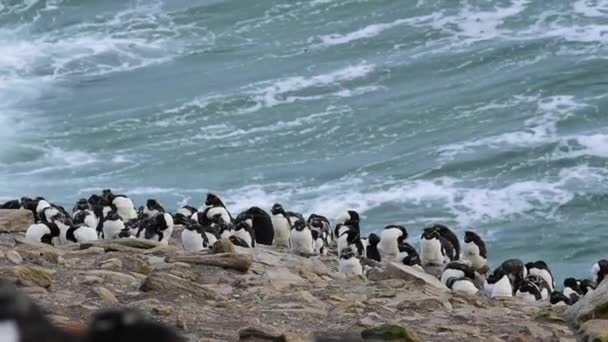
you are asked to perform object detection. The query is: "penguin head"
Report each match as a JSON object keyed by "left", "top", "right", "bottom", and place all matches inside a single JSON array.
[
  {"left": 146, "top": 199, "right": 162, "bottom": 211},
  {"left": 308, "top": 217, "right": 325, "bottom": 230},
  {"left": 464, "top": 231, "right": 481, "bottom": 243},
  {"left": 340, "top": 247, "right": 357, "bottom": 260},
  {"left": 292, "top": 219, "right": 307, "bottom": 232},
  {"left": 549, "top": 290, "right": 570, "bottom": 305},
  {"left": 101, "top": 189, "right": 115, "bottom": 205},
  {"left": 229, "top": 235, "right": 250, "bottom": 248},
  {"left": 205, "top": 193, "right": 222, "bottom": 207},
  {"left": 88, "top": 194, "right": 102, "bottom": 207},
  {"left": 384, "top": 224, "right": 408, "bottom": 240},
  {"left": 270, "top": 203, "right": 284, "bottom": 215},
  {"left": 421, "top": 227, "right": 440, "bottom": 240},
  {"left": 74, "top": 198, "right": 89, "bottom": 211},
  {"left": 234, "top": 221, "right": 249, "bottom": 232},
  {"left": 367, "top": 233, "right": 381, "bottom": 246},
  {"left": 398, "top": 242, "right": 421, "bottom": 266},
  {"left": 105, "top": 210, "right": 121, "bottom": 222},
  {"left": 564, "top": 278, "right": 581, "bottom": 292},
  {"left": 516, "top": 280, "right": 541, "bottom": 300},
  {"left": 579, "top": 279, "right": 596, "bottom": 295}
]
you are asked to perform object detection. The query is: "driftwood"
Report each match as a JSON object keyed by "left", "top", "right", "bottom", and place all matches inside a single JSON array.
[{"left": 166, "top": 253, "right": 253, "bottom": 273}]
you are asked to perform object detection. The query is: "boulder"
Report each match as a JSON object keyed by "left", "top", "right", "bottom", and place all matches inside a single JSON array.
[
  {"left": 14, "top": 265, "right": 53, "bottom": 288},
  {"left": 5, "top": 250, "right": 23, "bottom": 264},
  {"left": 0, "top": 209, "right": 34, "bottom": 232},
  {"left": 212, "top": 239, "right": 236, "bottom": 254},
  {"left": 360, "top": 323, "right": 422, "bottom": 342},
  {"left": 579, "top": 320, "right": 608, "bottom": 342},
  {"left": 565, "top": 279, "right": 608, "bottom": 324},
  {"left": 368, "top": 263, "right": 448, "bottom": 291},
  {"left": 238, "top": 324, "right": 284, "bottom": 341},
  {"left": 92, "top": 286, "right": 119, "bottom": 304},
  {"left": 140, "top": 272, "right": 225, "bottom": 300}
]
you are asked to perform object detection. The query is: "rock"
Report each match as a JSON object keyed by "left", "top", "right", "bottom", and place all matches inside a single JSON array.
[
  {"left": 140, "top": 272, "right": 225, "bottom": 300},
  {"left": 211, "top": 239, "right": 236, "bottom": 254},
  {"left": 368, "top": 263, "right": 448, "bottom": 291},
  {"left": 83, "top": 270, "right": 140, "bottom": 286},
  {"left": 565, "top": 278, "right": 608, "bottom": 324},
  {"left": 92, "top": 286, "right": 119, "bottom": 304},
  {"left": 265, "top": 268, "right": 306, "bottom": 290},
  {"left": 0, "top": 209, "right": 34, "bottom": 232},
  {"left": 176, "top": 315, "right": 187, "bottom": 330},
  {"left": 360, "top": 323, "right": 421, "bottom": 342},
  {"left": 6, "top": 250, "right": 23, "bottom": 264},
  {"left": 81, "top": 276, "right": 104, "bottom": 285},
  {"left": 99, "top": 258, "right": 123, "bottom": 270},
  {"left": 167, "top": 253, "right": 253, "bottom": 273},
  {"left": 238, "top": 324, "right": 284, "bottom": 341},
  {"left": 14, "top": 265, "right": 53, "bottom": 288},
  {"left": 579, "top": 320, "right": 608, "bottom": 342}
]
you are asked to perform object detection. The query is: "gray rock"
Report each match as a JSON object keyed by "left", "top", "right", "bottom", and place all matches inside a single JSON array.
[
  {"left": 368, "top": 262, "right": 448, "bottom": 291},
  {"left": 264, "top": 268, "right": 306, "bottom": 290},
  {"left": 99, "top": 258, "right": 123, "bottom": 270},
  {"left": 5, "top": 250, "right": 23, "bottom": 264},
  {"left": 0, "top": 209, "right": 34, "bottom": 232},
  {"left": 578, "top": 319, "right": 608, "bottom": 342},
  {"left": 565, "top": 279, "right": 608, "bottom": 324},
  {"left": 92, "top": 286, "right": 119, "bottom": 304}
]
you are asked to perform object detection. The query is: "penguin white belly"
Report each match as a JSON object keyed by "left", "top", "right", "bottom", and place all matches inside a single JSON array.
[
  {"left": 84, "top": 212, "right": 99, "bottom": 229},
  {"left": 463, "top": 242, "right": 486, "bottom": 269},
  {"left": 420, "top": 238, "right": 443, "bottom": 265},
  {"left": 451, "top": 280, "right": 479, "bottom": 294},
  {"left": 205, "top": 232, "right": 218, "bottom": 245},
  {"left": 206, "top": 207, "right": 230, "bottom": 223},
  {"left": 377, "top": 229, "right": 401, "bottom": 260},
  {"left": 440, "top": 269, "right": 465, "bottom": 285},
  {"left": 314, "top": 237, "right": 325, "bottom": 255},
  {"left": 540, "top": 288, "right": 549, "bottom": 300},
  {"left": 159, "top": 225, "right": 173, "bottom": 245},
  {"left": 491, "top": 276, "right": 513, "bottom": 298},
  {"left": 182, "top": 229, "right": 204, "bottom": 252},
  {"left": 530, "top": 268, "right": 554, "bottom": 291},
  {"left": 56, "top": 222, "right": 70, "bottom": 245},
  {"left": 563, "top": 287, "right": 577, "bottom": 298},
  {"left": 553, "top": 301, "right": 568, "bottom": 307},
  {"left": 290, "top": 230, "right": 314, "bottom": 255},
  {"left": 232, "top": 229, "right": 252, "bottom": 247},
  {"left": 220, "top": 229, "right": 233, "bottom": 240},
  {"left": 103, "top": 220, "right": 124, "bottom": 240},
  {"left": 25, "top": 224, "right": 49, "bottom": 243},
  {"left": 74, "top": 226, "right": 99, "bottom": 242},
  {"left": 113, "top": 197, "right": 137, "bottom": 221},
  {"left": 271, "top": 215, "right": 290, "bottom": 247},
  {"left": 339, "top": 258, "right": 363, "bottom": 276},
  {"left": 0, "top": 321, "right": 19, "bottom": 342},
  {"left": 516, "top": 291, "right": 537, "bottom": 303}
]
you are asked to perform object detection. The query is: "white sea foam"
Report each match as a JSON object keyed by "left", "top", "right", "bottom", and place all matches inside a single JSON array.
[
  {"left": 316, "top": 18, "right": 413, "bottom": 47},
  {"left": 573, "top": 0, "right": 608, "bottom": 17}
]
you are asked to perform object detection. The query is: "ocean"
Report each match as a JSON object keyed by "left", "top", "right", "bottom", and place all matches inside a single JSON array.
[{"left": 1, "top": 0, "right": 607, "bottom": 280}]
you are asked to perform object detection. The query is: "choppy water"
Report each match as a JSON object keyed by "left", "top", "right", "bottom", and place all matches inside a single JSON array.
[{"left": 1, "top": 0, "right": 607, "bottom": 279}]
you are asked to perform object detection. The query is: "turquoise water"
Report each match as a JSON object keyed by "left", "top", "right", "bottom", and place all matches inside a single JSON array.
[{"left": 1, "top": 0, "right": 607, "bottom": 280}]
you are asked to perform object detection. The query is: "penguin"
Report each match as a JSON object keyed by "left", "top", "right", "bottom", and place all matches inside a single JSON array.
[
  {"left": 420, "top": 228, "right": 454, "bottom": 266},
  {"left": 550, "top": 291, "right": 571, "bottom": 306},
  {"left": 0, "top": 280, "right": 77, "bottom": 342},
  {"left": 377, "top": 224, "right": 408, "bottom": 261},
  {"left": 173, "top": 205, "right": 198, "bottom": 226},
  {"left": 310, "top": 228, "right": 326, "bottom": 255},
  {"left": 446, "top": 277, "right": 479, "bottom": 295},
  {"left": 237, "top": 207, "right": 274, "bottom": 246},
  {"left": 563, "top": 278, "right": 582, "bottom": 299},
  {"left": 592, "top": 259, "right": 608, "bottom": 286},
  {"left": 427, "top": 224, "right": 460, "bottom": 260},
  {"left": 515, "top": 279, "right": 542, "bottom": 303},
  {"left": 491, "top": 274, "right": 513, "bottom": 298},
  {"left": 0, "top": 199, "right": 20, "bottom": 209},
  {"left": 526, "top": 260, "right": 555, "bottom": 291},
  {"left": 579, "top": 279, "right": 596, "bottom": 295},
  {"left": 440, "top": 261, "right": 475, "bottom": 285},
  {"left": 338, "top": 247, "right": 363, "bottom": 276},
  {"left": 65, "top": 223, "right": 99, "bottom": 243},
  {"left": 35, "top": 199, "right": 51, "bottom": 218},
  {"left": 125, "top": 217, "right": 146, "bottom": 238},
  {"left": 494, "top": 259, "right": 527, "bottom": 285},
  {"left": 290, "top": 218, "right": 314, "bottom": 256},
  {"left": 361, "top": 233, "right": 381, "bottom": 262},
  {"left": 463, "top": 231, "right": 488, "bottom": 272},
  {"left": 25, "top": 222, "right": 60, "bottom": 246},
  {"left": 202, "top": 193, "right": 232, "bottom": 223},
  {"left": 232, "top": 221, "right": 255, "bottom": 248},
  {"left": 308, "top": 214, "right": 331, "bottom": 249},
  {"left": 337, "top": 226, "right": 364, "bottom": 257},
  {"left": 143, "top": 213, "right": 174, "bottom": 245},
  {"left": 102, "top": 210, "right": 125, "bottom": 240},
  {"left": 20, "top": 197, "right": 43, "bottom": 222},
  {"left": 88, "top": 308, "right": 186, "bottom": 342},
  {"left": 39, "top": 205, "right": 62, "bottom": 225},
  {"left": 181, "top": 221, "right": 210, "bottom": 252},
  {"left": 217, "top": 220, "right": 234, "bottom": 240},
  {"left": 396, "top": 241, "right": 422, "bottom": 269},
  {"left": 54, "top": 216, "right": 76, "bottom": 245},
  {"left": 143, "top": 199, "right": 165, "bottom": 218},
  {"left": 72, "top": 198, "right": 89, "bottom": 213},
  {"left": 73, "top": 210, "right": 99, "bottom": 231},
  {"left": 111, "top": 195, "right": 138, "bottom": 221},
  {"left": 525, "top": 274, "right": 551, "bottom": 300},
  {"left": 270, "top": 203, "right": 291, "bottom": 248}
]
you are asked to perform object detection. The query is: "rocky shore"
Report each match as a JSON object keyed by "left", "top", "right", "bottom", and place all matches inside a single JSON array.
[{"left": 0, "top": 209, "right": 606, "bottom": 342}]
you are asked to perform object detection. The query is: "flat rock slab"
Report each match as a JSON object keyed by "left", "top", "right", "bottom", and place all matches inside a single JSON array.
[
  {"left": 0, "top": 209, "right": 34, "bottom": 232},
  {"left": 369, "top": 262, "right": 448, "bottom": 291}
]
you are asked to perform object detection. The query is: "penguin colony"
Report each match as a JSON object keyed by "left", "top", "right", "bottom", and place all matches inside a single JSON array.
[{"left": 3, "top": 192, "right": 606, "bottom": 307}]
